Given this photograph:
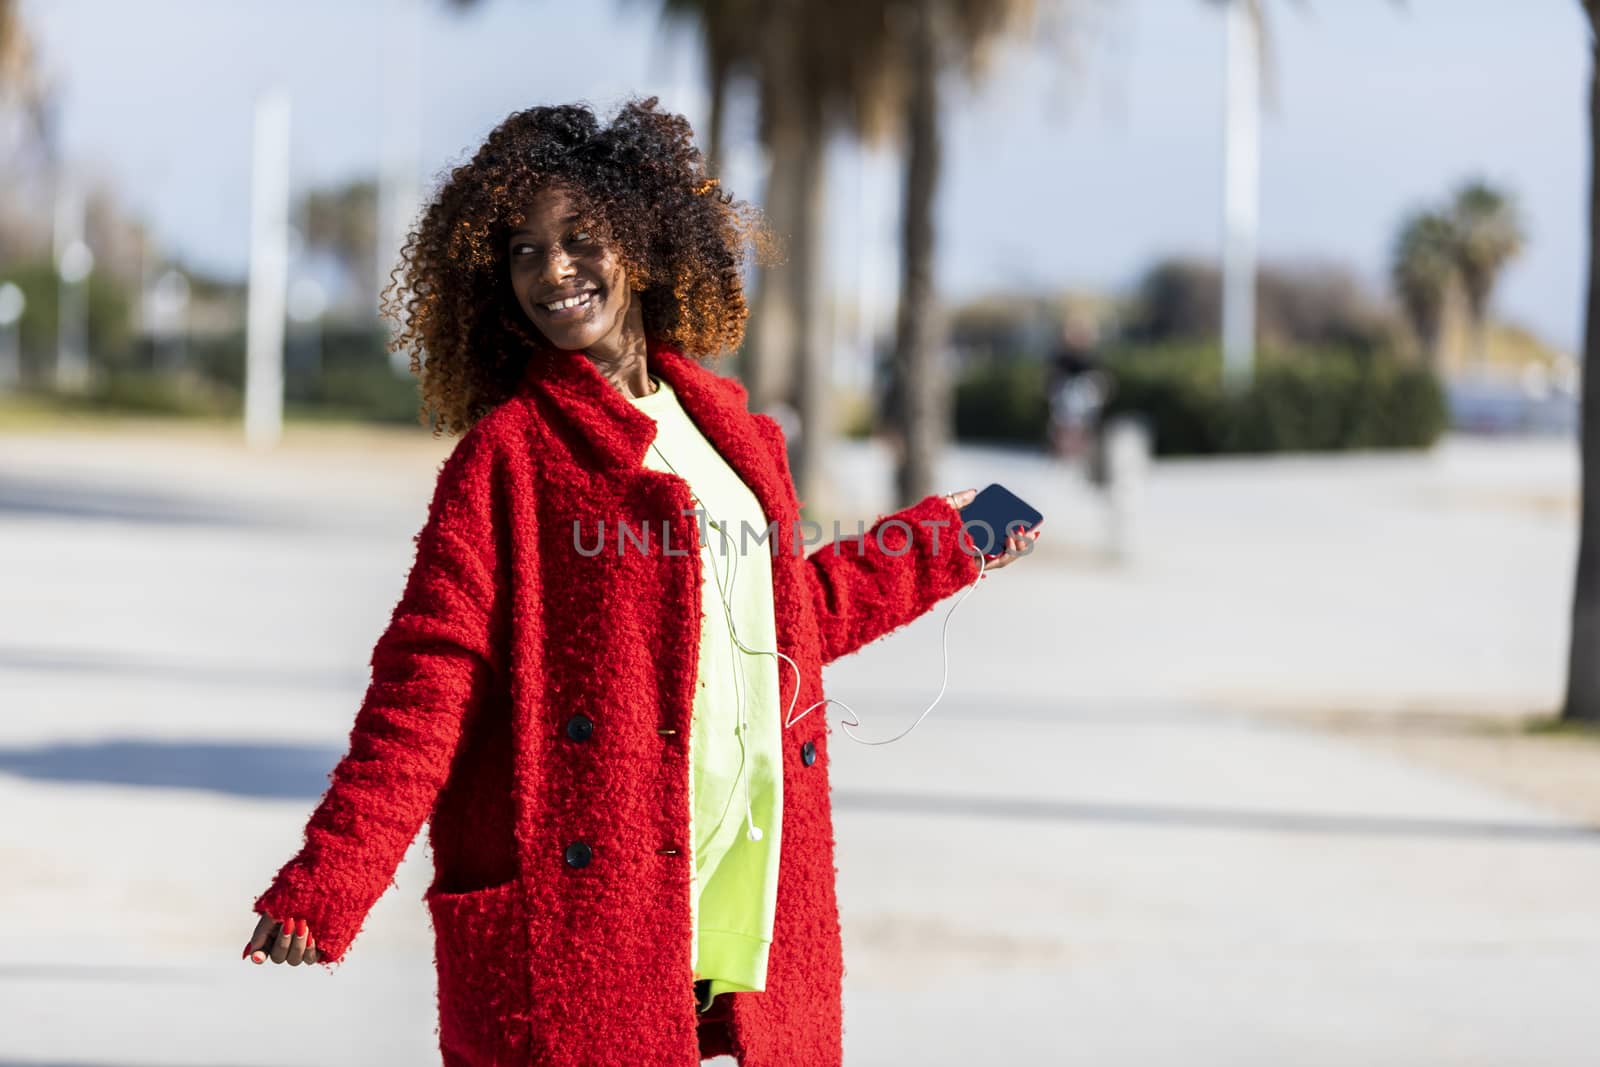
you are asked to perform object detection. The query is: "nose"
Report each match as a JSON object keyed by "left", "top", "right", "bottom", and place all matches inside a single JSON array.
[{"left": 539, "top": 246, "right": 577, "bottom": 290}]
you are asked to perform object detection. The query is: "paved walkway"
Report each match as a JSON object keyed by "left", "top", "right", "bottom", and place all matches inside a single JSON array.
[{"left": 0, "top": 426, "right": 1594, "bottom": 1065}]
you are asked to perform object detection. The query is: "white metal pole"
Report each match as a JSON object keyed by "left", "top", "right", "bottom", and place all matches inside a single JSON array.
[
  {"left": 1222, "top": 0, "right": 1260, "bottom": 391},
  {"left": 53, "top": 175, "right": 91, "bottom": 392},
  {"left": 377, "top": 0, "right": 423, "bottom": 372},
  {"left": 0, "top": 282, "right": 24, "bottom": 389},
  {"left": 245, "top": 86, "right": 291, "bottom": 449},
  {"left": 851, "top": 146, "right": 871, "bottom": 393}
]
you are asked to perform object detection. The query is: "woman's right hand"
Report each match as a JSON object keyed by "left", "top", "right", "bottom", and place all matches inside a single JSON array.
[{"left": 242, "top": 913, "right": 319, "bottom": 966}]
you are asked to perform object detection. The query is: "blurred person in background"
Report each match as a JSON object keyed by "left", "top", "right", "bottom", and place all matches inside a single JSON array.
[
  {"left": 1047, "top": 313, "right": 1115, "bottom": 465},
  {"left": 238, "top": 96, "right": 1039, "bottom": 1066}
]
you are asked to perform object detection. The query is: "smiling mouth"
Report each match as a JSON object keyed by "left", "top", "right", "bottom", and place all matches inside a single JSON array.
[{"left": 539, "top": 288, "right": 599, "bottom": 318}]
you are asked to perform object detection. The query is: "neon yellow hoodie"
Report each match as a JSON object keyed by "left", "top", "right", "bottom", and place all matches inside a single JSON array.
[{"left": 628, "top": 372, "right": 784, "bottom": 1005}]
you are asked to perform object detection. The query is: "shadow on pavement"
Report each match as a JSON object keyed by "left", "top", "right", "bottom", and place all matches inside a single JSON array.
[
  {"left": 0, "top": 473, "right": 296, "bottom": 530},
  {"left": 0, "top": 738, "right": 340, "bottom": 800},
  {"left": 835, "top": 788, "right": 1600, "bottom": 844},
  {"left": 0, "top": 962, "right": 218, "bottom": 985},
  {"left": 0, "top": 643, "right": 365, "bottom": 693},
  {"left": 4, "top": 740, "right": 1596, "bottom": 844}
]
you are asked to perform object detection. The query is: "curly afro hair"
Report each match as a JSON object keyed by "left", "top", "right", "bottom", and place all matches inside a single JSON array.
[{"left": 379, "top": 95, "right": 779, "bottom": 437}]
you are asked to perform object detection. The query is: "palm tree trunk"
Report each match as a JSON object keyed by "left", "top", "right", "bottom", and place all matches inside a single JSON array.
[
  {"left": 1565, "top": 11, "right": 1600, "bottom": 724},
  {"left": 1421, "top": 319, "right": 1442, "bottom": 373},
  {"left": 1470, "top": 308, "right": 1490, "bottom": 370},
  {"left": 703, "top": 51, "right": 728, "bottom": 177},
  {"left": 789, "top": 103, "right": 829, "bottom": 513},
  {"left": 745, "top": 105, "right": 800, "bottom": 414},
  {"left": 892, "top": 0, "right": 943, "bottom": 507}
]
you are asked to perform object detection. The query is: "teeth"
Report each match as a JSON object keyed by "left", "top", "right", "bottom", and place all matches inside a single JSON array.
[{"left": 543, "top": 291, "right": 595, "bottom": 312}]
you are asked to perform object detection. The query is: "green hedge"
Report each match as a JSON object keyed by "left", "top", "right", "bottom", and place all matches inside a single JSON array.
[
  {"left": 1103, "top": 343, "right": 1447, "bottom": 455},
  {"left": 952, "top": 359, "right": 1051, "bottom": 443},
  {"left": 953, "top": 343, "right": 1447, "bottom": 456},
  {"left": 141, "top": 324, "right": 423, "bottom": 424}
]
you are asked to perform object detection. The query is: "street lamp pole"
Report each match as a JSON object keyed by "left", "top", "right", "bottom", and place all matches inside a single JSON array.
[
  {"left": 53, "top": 174, "right": 92, "bottom": 392},
  {"left": 245, "top": 86, "right": 291, "bottom": 449},
  {"left": 1222, "top": 0, "right": 1260, "bottom": 391}
]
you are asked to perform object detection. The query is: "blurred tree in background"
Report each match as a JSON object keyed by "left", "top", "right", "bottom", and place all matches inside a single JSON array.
[
  {"left": 0, "top": 0, "right": 55, "bottom": 271},
  {"left": 470, "top": 0, "right": 1058, "bottom": 509},
  {"left": 1390, "top": 209, "right": 1458, "bottom": 371},
  {"left": 1387, "top": 182, "right": 1526, "bottom": 377},
  {"left": 1449, "top": 179, "right": 1526, "bottom": 369},
  {"left": 875, "top": 0, "right": 1051, "bottom": 507},
  {"left": 1565, "top": 2, "right": 1600, "bottom": 725},
  {"left": 300, "top": 178, "right": 380, "bottom": 322},
  {"left": 1124, "top": 257, "right": 1403, "bottom": 357}
]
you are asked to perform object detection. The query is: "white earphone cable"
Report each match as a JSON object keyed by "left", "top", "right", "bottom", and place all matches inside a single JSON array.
[{"left": 649, "top": 434, "right": 988, "bottom": 846}]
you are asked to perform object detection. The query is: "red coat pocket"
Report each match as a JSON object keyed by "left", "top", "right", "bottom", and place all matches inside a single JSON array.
[{"left": 426, "top": 877, "right": 534, "bottom": 1065}]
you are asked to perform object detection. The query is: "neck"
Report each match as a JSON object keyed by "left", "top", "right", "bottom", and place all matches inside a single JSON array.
[{"left": 584, "top": 291, "right": 653, "bottom": 399}]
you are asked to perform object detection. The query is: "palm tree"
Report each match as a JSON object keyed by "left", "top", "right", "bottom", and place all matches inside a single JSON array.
[
  {"left": 302, "top": 179, "right": 380, "bottom": 318},
  {"left": 0, "top": 0, "right": 50, "bottom": 150},
  {"left": 453, "top": 0, "right": 1045, "bottom": 509},
  {"left": 1390, "top": 209, "right": 1458, "bottom": 370},
  {"left": 1448, "top": 179, "right": 1525, "bottom": 368},
  {"left": 658, "top": 0, "right": 757, "bottom": 177},
  {"left": 659, "top": 0, "right": 1043, "bottom": 509},
  {"left": 1565, "top": 4, "right": 1600, "bottom": 724},
  {"left": 877, "top": 0, "right": 1043, "bottom": 504}
]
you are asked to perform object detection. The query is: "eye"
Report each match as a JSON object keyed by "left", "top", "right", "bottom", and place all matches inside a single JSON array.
[{"left": 570, "top": 230, "right": 592, "bottom": 244}]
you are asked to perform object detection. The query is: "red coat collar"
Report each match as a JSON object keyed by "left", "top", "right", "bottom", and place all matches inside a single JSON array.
[{"left": 516, "top": 333, "right": 796, "bottom": 532}]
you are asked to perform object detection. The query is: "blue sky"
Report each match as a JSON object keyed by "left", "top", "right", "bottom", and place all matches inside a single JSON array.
[{"left": 23, "top": 0, "right": 1592, "bottom": 352}]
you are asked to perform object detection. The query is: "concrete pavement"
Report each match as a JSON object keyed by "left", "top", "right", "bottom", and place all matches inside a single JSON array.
[{"left": 0, "top": 425, "right": 1594, "bottom": 1066}]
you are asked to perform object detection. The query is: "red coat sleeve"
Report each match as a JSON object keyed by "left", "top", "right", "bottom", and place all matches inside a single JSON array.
[
  {"left": 750, "top": 412, "right": 981, "bottom": 665},
  {"left": 252, "top": 426, "right": 506, "bottom": 965},
  {"left": 803, "top": 493, "right": 981, "bottom": 664}
]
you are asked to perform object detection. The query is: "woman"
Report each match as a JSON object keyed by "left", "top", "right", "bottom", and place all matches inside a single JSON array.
[{"left": 241, "top": 97, "right": 1040, "bottom": 1066}]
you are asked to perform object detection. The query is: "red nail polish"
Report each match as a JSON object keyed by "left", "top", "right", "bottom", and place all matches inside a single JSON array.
[
  {"left": 297, "top": 919, "right": 309, "bottom": 938},
  {"left": 251, "top": 950, "right": 265, "bottom": 963}
]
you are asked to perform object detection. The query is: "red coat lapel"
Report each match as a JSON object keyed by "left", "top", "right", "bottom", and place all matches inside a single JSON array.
[{"left": 517, "top": 334, "right": 797, "bottom": 536}]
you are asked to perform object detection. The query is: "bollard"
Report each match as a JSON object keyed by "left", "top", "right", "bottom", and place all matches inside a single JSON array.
[{"left": 1101, "top": 414, "right": 1153, "bottom": 563}]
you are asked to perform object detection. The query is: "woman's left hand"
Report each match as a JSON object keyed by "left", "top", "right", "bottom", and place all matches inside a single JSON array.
[{"left": 942, "top": 488, "right": 1043, "bottom": 574}]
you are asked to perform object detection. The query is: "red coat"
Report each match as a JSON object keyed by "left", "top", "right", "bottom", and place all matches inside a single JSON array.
[{"left": 253, "top": 333, "right": 981, "bottom": 1066}]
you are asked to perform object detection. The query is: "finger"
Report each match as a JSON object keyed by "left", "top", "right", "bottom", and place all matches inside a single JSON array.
[
  {"left": 270, "top": 917, "right": 294, "bottom": 964},
  {"left": 286, "top": 918, "right": 308, "bottom": 966},
  {"left": 306, "top": 933, "right": 319, "bottom": 965},
  {"left": 253, "top": 920, "right": 282, "bottom": 965},
  {"left": 245, "top": 913, "right": 276, "bottom": 961}
]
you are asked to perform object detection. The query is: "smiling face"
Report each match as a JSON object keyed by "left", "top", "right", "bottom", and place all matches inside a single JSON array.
[{"left": 506, "top": 184, "right": 633, "bottom": 353}]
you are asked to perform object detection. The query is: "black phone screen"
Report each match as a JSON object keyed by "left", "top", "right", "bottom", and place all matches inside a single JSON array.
[{"left": 957, "top": 483, "right": 1043, "bottom": 556}]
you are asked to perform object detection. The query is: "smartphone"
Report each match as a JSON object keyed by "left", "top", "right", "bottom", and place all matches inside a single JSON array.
[{"left": 957, "top": 483, "right": 1043, "bottom": 557}]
